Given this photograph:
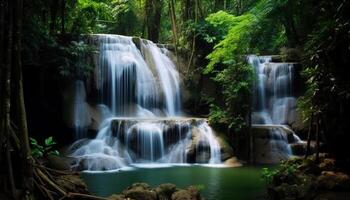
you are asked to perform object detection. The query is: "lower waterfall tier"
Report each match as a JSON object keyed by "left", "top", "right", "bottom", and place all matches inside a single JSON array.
[{"left": 69, "top": 118, "right": 232, "bottom": 171}]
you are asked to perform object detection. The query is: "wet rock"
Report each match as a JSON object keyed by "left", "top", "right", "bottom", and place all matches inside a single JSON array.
[
  {"left": 280, "top": 48, "right": 302, "bottom": 62},
  {"left": 123, "top": 183, "right": 157, "bottom": 200},
  {"left": 108, "top": 194, "right": 126, "bottom": 200},
  {"left": 317, "top": 171, "right": 350, "bottom": 190},
  {"left": 224, "top": 157, "right": 242, "bottom": 167},
  {"left": 215, "top": 135, "right": 234, "bottom": 161},
  {"left": 47, "top": 155, "right": 75, "bottom": 171},
  {"left": 155, "top": 183, "right": 178, "bottom": 199},
  {"left": 171, "top": 186, "right": 201, "bottom": 200},
  {"left": 186, "top": 127, "right": 211, "bottom": 163},
  {"left": 318, "top": 158, "right": 336, "bottom": 171}
]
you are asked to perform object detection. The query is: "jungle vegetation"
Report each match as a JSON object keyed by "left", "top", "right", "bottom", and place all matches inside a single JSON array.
[{"left": 0, "top": 0, "right": 349, "bottom": 199}]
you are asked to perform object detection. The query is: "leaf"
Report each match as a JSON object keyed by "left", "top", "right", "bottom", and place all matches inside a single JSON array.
[
  {"left": 30, "top": 137, "right": 38, "bottom": 145},
  {"left": 45, "top": 136, "right": 56, "bottom": 146},
  {"left": 49, "top": 150, "right": 60, "bottom": 156}
]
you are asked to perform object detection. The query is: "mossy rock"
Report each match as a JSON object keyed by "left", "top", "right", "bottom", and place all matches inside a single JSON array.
[
  {"left": 171, "top": 186, "right": 201, "bottom": 200},
  {"left": 123, "top": 183, "right": 157, "bottom": 200},
  {"left": 155, "top": 183, "right": 178, "bottom": 199}
]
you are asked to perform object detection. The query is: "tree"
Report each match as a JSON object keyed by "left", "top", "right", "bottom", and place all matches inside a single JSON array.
[
  {"left": 145, "top": 0, "right": 163, "bottom": 42},
  {"left": 0, "top": 0, "right": 33, "bottom": 198}
]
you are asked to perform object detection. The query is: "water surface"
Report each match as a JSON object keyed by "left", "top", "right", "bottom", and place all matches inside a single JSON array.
[{"left": 82, "top": 166, "right": 266, "bottom": 200}]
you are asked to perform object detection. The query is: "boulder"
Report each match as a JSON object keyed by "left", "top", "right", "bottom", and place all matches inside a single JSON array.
[
  {"left": 123, "top": 183, "right": 157, "bottom": 200},
  {"left": 317, "top": 171, "right": 350, "bottom": 190},
  {"left": 108, "top": 194, "right": 125, "bottom": 200},
  {"left": 290, "top": 143, "right": 307, "bottom": 156},
  {"left": 186, "top": 127, "right": 211, "bottom": 163},
  {"left": 224, "top": 157, "right": 242, "bottom": 167},
  {"left": 215, "top": 134, "right": 234, "bottom": 161},
  {"left": 318, "top": 158, "right": 336, "bottom": 171},
  {"left": 171, "top": 186, "right": 201, "bottom": 200},
  {"left": 155, "top": 183, "right": 178, "bottom": 199}
]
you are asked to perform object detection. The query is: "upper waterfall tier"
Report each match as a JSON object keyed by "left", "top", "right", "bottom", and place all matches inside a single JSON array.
[
  {"left": 90, "top": 34, "right": 181, "bottom": 117},
  {"left": 248, "top": 55, "right": 297, "bottom": 125}
]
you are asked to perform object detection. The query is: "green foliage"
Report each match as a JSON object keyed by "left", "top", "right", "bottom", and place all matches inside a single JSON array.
[
  {"left": 261, "top": 167, "right": 278, "bottom": 183},
  {"left": 205, "top": 13, "right": 257, "bottom": 73},
  {"left": 30, "top": 137, "right": 59, "bottom": 158},
  {"left": 200, "top": 0, "right": 295, "bottom": 132},
  {"left": 261, "top": 161, "right": 298, "bottom": 184},
  {"left": 58, "top": 41, "right": 95, "bottom": 79},
  {"left": 295, "top": 0, "right": 350, "bottom": 157},
  {"left": 208, "top": 104, "right": 229, "bottom": 125}
]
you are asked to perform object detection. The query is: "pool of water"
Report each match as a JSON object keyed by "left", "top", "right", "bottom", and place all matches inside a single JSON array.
[{"left": 81, "top": 165, "right": 266, "bottom": 200}]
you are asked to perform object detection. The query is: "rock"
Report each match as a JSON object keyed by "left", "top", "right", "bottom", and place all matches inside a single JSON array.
[
  {"left": 171, "top": 186, "right": 201, "bottom": 200},
  {"left": 317, "top": 171, "right": 350, "bottom": 190},
  {"left": 123, "top": 183, "right": 157, "bottom": 200},
  {"left": 318, "top": 158, "right": 336, "bottom": 171},
  {"left": 224, "top": 157, "right": 242, "bottom": 167},
  {"left": 108, "top": 194, "right": 126, "bottom": 200},
  {"left": 290, "top": 143, "right": 306, "bottom": 155},
  {"left": 47, "top": 155, "right": 75, "bottom": 170},
  {"left": 280, "top": 48, "right": 302, "bottom": 62},
  {"left": 155, "top": 183, "right": 178, "bottom": 199},
  {"left": 290, "top": 110, "right": 307, "bottom": 132},
  {"left": 314, "top": 192, "right": 350, "bottom": 200},
  {"left": 251, "top": 127, "right": 291, "bottom": 164},
  {"left": 215, "top": 134, "right": 234, "bottom": 161},
  {"left": 186, "top": 127, "right": 211, "bottom": 163}
]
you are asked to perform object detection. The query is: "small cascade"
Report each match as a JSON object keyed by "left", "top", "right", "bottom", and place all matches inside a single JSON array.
[
  {"left": 70, "top": 34, "right": 222, "bottom": 170},
  {"left": 73, "top": 80, "right": 90, "bottom": 139},
  {"left": 248, "top": 55, "right": 300, "bottom": 163},
  {"left": 141, "top": 41, "right": 182, "bottom": 116}
]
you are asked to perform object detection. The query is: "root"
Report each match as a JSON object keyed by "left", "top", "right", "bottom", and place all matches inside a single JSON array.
[{"left": 33, "top": 161, "right": 102, "bottom": 200}]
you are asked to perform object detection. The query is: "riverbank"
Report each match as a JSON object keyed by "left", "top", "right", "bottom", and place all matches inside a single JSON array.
[{"left": 265, "top": 154, "right": 350, "bottom": 200}]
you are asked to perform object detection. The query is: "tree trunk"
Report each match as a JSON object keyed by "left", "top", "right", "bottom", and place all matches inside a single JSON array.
[
  {"left": 13, "top": 0, "right": 34, "bottom": 195},
  {"left": 305, "top": 113, "right": 313, "bottom": 158},
  {"left": 60, "top": 0, "right": 65, "bottom": 34},
  {"left": 315, "top": 117, "right": 320, "bottom": 163},
  {"left": 49, "top": 0, "right": 58, "bottom": 34},
  {"left": 145, "top": 0, "right": 162, "bottom": 42},
  {"left": 1, "top": 0, "right": 15, "bottom": 197}
]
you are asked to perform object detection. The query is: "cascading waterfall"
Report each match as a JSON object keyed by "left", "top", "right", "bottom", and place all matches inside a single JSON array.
[
  {"left": 141, "top": 40, "right": 182, "bottom": 116},
  {"left": 248, "top": 55, "right": 299, "bottom": 159},
  {"left": 73, "top": 80, "right": 90, "bottom": 139},
  {"left": 70, "top": 34, "right": 221, "bottom": 170}
]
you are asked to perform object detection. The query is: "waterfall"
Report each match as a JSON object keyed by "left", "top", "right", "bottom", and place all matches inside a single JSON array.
[
  {"left": 248, "top": 55, "right": 296, "bottom": 125},
  {"left": 141, "top": 40, "right": 182, "bottom": 116},
  {"left": 70, "top": 34, "right": 221, "bottom": 170},
  {"left": 248, "top": 55, "right": 300, "bottom": 161},
  {"left": 73, "top": 80, "right": 90, "bottom": 139}
]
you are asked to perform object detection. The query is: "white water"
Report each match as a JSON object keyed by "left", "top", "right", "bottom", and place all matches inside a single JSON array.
[
  {"left": 248, "top": 55, "right": 300, "bottom": 158},
  {"left": 73, "top": 80, "right": 90, "bottom": 139},
  {"left": 70, "top": 35, "right": 221, "bottom": 170}
]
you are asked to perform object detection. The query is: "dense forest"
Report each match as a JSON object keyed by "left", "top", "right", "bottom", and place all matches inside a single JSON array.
[{"left": 1, "top": 0, "right": 350, "bottom": 199}]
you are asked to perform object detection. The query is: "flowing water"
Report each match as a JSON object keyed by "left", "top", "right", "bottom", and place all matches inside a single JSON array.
[
  {"left": 73, "top": 80, "right": 89, "bottom": 139},
  {"left": 248, "top": 55, "right": 300, "bottom": 159},
  {"left": 71, "top": 34, "right": 221, "bottom": 170}
]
